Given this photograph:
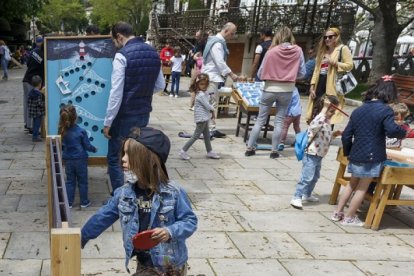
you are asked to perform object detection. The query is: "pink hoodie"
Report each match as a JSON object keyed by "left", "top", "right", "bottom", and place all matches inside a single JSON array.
[{"left": 260, "top": 44, "right": 302, "bottom": 82}]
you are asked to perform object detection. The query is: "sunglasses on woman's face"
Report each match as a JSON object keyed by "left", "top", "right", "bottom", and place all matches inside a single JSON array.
[{"left": 324, "top": 35, "right": 337, "bottom": 40}]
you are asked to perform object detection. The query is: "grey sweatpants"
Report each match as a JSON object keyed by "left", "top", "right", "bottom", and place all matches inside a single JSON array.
[{"left": 182, "top": 121, "right": 212, "bottom": 153}]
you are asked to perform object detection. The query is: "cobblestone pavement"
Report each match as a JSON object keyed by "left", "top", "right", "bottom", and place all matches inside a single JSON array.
[{"left": 1, "top": 68, "right": 414, "bottom": 275}]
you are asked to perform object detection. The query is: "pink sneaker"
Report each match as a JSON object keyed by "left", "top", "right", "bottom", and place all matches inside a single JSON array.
[{"left": 330, "top": 211, "right": 344, "bottom": 222}]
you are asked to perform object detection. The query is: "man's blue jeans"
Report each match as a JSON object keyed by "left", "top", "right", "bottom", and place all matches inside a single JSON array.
[
  {"left": 294, "top": 153, "right": 323, "bottom": 199},
  {"left": 107, "top": 114, "right": 150, "bottom": 192},
  {"left": 65, "top": 158, "right": 89, "bottom": 206}
]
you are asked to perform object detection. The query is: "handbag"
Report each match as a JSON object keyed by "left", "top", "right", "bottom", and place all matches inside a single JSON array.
[{"left": 335, "top": 46, "right": 357, "bottom": 95}]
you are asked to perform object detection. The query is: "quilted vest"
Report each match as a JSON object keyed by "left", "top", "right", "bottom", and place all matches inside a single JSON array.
[{"left": 118, "top": 38, "right": 160, "bottom": 118}]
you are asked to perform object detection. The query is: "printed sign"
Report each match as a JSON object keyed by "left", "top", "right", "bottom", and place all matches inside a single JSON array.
[{"left": 45, "top": 37, "right": 116, "bottom": 157}]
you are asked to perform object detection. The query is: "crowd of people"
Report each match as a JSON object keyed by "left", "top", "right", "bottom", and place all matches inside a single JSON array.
[{"left": 1, "top": 21, "right": 413, "bottom": 275}]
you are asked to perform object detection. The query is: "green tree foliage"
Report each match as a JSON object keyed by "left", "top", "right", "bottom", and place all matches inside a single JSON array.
[
  {"left": 37, "top": 0, "right": 88, "bottom": 34},
  {"left": 90, "top": 0, "right": 151, "bottom": 35},
  {"left": 349, "top": 0, "right": 414, "bottom": 82},
  {"left": 187, "top": 0, "right": 205, "bottom": 10},
  {"left": 0, "top": 0, "right": 43, "bottom": 21}
]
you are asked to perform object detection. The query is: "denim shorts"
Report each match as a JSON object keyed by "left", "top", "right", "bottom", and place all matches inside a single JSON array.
[{"left": 348, "top": 161, "right": 384, "bottom": 178}]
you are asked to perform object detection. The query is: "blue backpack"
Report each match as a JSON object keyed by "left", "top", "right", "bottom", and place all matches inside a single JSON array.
[
  {"left": 295, "top": 129, "right": 320, "bottom": 161},
  {"left": 294, "top": 131, "right": 309, "bottom": 161}
]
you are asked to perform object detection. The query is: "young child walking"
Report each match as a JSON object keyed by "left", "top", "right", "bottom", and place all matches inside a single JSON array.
[
  {"left": 81, "top": 127, "right": 197, "bottom": 275},
  {"left": 27, "top": 75, "right": 45, "bottom": 142},
  {"left": 58, "top": 105, "right": 97, "bottom": 208},
  {"left": 290, "top": 96, "right": 342, "bottom": 209},
  {"left": 169, "top": 46, "right": 184, "bottom": 98},
  {"left": 179, "top": 73, "right": 220, "bottom": 160},
  {"left": 278, "top": 87, "right": 302, "bottom": 151},
  {"left": 331, "top": 76, "right": 407, "bottom": 226}
]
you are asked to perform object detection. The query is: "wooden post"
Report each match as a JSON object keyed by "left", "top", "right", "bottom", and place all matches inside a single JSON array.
[
  {"left": 46, "top": 136, "right": 53, "bottom": 232},
  {"left": 51, "top": 228, "right": 81, "bottom": 276}
]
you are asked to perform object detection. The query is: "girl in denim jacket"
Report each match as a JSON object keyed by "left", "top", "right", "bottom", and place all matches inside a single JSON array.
[{"left": 81, "top": 127, "right": 197, "bottom": 275}]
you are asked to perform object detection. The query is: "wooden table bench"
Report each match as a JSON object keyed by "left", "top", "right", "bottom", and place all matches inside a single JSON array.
[
  {"left": 330, "top": 147, "right": 414, "bottom": 230},
  {"left": 328, "top": 148, "right": 375, "bottom": 205},
  {"left": 364, "top": 165, "right": 414, "bottom": 230},
  {"left": 393, "top": 74, "right": 414, "bottom": 116}
]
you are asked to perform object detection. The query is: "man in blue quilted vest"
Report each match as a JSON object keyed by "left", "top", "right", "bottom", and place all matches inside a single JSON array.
[{"left": 103, "top": 22, "right": 165, "bottom": 193}]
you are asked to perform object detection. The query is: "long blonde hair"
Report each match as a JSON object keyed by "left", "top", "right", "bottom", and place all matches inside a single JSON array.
[
  {"left": 122, "top": 138, "right": 169, "bottom": 195},
  {"left": 271, "top": 26, "right": 295, "bottom": 48},
  {"left": 315, "top": 27, "right": 343, "bottom": 67},
  {"left": 58, "top": 105, "right": 77, "bottom": 137}
]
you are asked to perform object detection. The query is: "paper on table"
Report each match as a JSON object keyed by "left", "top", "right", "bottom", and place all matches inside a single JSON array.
[{"left": 386, "top": 148, "right": 414, "bottom": 164}]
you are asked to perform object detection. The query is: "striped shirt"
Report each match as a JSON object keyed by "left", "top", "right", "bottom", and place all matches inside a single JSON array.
[{"left": 194, "top": 91, "right": 215, "bottom": 123}]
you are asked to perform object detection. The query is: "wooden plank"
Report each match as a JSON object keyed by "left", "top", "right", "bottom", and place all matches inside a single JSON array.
[
  {"left": 51, "top": 228, "right": 81, "bottom": 276},
  {"left": 380, "top": 167, "right": 414, "bottom": 185},
  {"left": 46, "top": 137, "right": 53, "bottom": 233},
  {"left": 88, "top": 157, "right": 107, "bottom": 166}
]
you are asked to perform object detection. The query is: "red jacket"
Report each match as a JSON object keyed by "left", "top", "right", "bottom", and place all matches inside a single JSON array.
[{"left": 160, "top": 46, "right": 174, "bottom": 65}]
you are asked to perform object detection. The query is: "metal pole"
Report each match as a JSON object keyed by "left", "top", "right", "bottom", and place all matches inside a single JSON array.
[
  {"left": 363, "top": 29, "right": 371, "bottom": 57},
  {"left": 32, "top": 16, "right": 36, "bottom": 44}
]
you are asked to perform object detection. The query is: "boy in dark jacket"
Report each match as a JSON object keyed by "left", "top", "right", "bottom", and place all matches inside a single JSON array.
[{"left": 27, "top": 75, "right": 45, "bottom": 142}]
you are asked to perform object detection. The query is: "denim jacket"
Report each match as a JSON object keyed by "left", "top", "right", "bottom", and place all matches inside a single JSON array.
[{"left": 81, "top": 180, "right": 197, "bottom": 272}]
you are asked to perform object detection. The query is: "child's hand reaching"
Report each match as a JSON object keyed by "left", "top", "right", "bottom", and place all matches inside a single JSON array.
[
  {"left": 323, "top": 98, "right": 331, "bottom": 108},
  {"left": 211, "top": 111, "right": 216, "bottom": 120},
  {"left": 333, "top": 130, "right": 342, "bottom": 138},
  {"left": 151, "top": 227, "right": 170, "bottom": 243}
]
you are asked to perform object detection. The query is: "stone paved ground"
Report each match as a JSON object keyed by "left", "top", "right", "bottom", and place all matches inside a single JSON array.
[{"left": 1, "top": 67, "right": 414, "bottom": 275}]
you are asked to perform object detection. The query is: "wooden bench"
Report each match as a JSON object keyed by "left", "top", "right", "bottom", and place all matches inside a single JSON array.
[
  {"left": 364, "top": 165, "right": 414, "bottom": 230},
  {"left": 393, "top": 74, "right": 414, "bottom": 115},
  {"left": 328, "top": 147, "right": 375, "bottom": 205},
  {"left": 330, "top": 147, "right": 414, "bottom": 230}
]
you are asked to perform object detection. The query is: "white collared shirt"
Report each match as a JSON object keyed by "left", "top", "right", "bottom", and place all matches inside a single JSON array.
[{"left": 201, "top": 34, "right": 232, "bottom": 83}]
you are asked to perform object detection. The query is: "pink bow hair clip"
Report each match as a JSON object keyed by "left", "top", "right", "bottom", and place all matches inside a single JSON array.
[{"left": 381, "top": 75, "right": 393, "bottom": 82}]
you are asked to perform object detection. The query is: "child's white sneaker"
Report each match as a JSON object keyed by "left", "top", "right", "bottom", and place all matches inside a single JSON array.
[
  {"left": 206, "top": 151, "right": 220, "bottom": 159},
  {"left": 302, "top": 195, "right": 319, "bottom": 202},
  {"left": 340, "top": 216, "right": 364, "bottom": 227},
  {"left": 169, "top": 94, "right": 173, "bottom": 97},
  {"left": 179, "top": 150, "right": 190, "bottom": 160},
  {"left": 174, "top": 94, "right": 178, "bottom": 98},
  {"left": 290, "top": 198, "right": 303, "bottom": 209}
]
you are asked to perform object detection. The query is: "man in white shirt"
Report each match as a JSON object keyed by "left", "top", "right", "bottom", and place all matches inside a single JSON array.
[
  {"left": 202, "top": 22, "right": 239, "bottom": 129},
  {"left": 104, "top": 21, "right": 165, "bottom": 193}
]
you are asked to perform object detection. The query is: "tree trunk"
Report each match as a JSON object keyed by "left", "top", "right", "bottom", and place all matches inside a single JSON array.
[{"left": 368, "top": 0, "right": 400, "bottom": 84}]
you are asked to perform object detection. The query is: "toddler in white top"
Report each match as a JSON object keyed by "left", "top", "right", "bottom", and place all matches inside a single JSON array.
[
  {"left": 290, "top": 96, "right": 342, "bottom": 209},
  {"left": 169, "top": 46, "right": 184, "bottom": 98}
]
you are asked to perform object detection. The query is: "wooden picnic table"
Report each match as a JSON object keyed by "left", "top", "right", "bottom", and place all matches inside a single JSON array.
[{"left": 330, "top": 147, "right": 414, "bottom": 230}]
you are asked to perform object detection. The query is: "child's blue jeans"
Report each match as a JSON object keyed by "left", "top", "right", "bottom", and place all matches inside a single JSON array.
[
  {"left": 32, "top": 116, "right": 42, "bottom": 139},
  {"left": 65, "top": 158, "right": 89, "bottom": 206},
  {"left": 294, "top": 153, "right": 323, "bottom": 199},
  {"left": 171, "top": 71, "right": 181, "bottom": 95}
]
